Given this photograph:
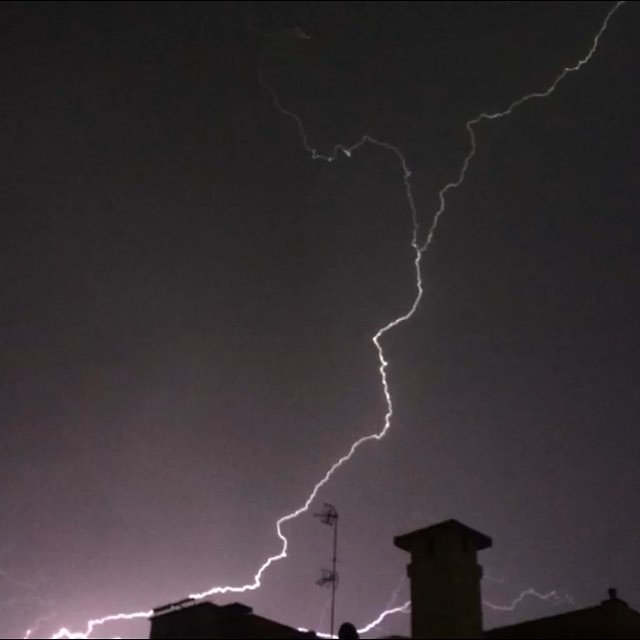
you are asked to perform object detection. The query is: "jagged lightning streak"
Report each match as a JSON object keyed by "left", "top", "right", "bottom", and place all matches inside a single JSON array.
[
  {"left": 24, "top": 613, "right": 56, "bottom": 640},
  {"left": 484, "top": 588, "right": 575, "bottom": 612},
  {"left": 47, "top": 2, "right": 624, "bottom": 638},
  {"left": 299, "top": 602, "right": 411, "bottom": 638},
  {"left": 326, "top": 589, "right": 574, "bottom": 639},
  {"left": 306, "top": 581, "right": 573, "bottom": 637},
  {"left": 381, "top": 572, "right": 408, "bottom": 614},
  {"left": 355, "top": 601, "right": 411, "bottom": 637}
]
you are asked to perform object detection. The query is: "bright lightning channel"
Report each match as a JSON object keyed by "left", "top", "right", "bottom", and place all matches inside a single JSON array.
[
  {"left": 23, "top": 614, "right": 56, "bottom": 640},
  {"left": 305, "top": 578, "right": 571, "bottom": 638},
  {"left": 47, "top": 2, "right": 624, "bottom": 638},
  {"left": 306, "top": 589, "right": 574, "bottom": 639},
  {"left": 299, "top": 601, "right": 410, "bottom": 639},
  {"left": 484, "top": 588, "right": 575, "bottom": 612}
]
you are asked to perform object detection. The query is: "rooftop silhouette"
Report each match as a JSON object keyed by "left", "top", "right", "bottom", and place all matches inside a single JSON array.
[{"left": 149, "top": 518, "right": 640, "bottom": 639}]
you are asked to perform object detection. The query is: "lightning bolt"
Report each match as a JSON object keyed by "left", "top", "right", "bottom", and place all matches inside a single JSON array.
[
  {"left": 0, "top": 565, "right": 54, "bottom": 639},
  {"left": 315, "top": 593, "right": 332, "bottom": 633},
  {"left": 299, "top": 601, "right": 410, "bottom": 639},
  {"left": 381, "top": 572, "right": 409, "bottom": 613},
  {"left": 46, "top": 2, "right": 625, "bottom": 637},
  {"left": 484, "top": 588, "right": 575, "bottom": 612},
  {"left": 356, "top": 601, "right": 411, "bottom": 637},
  {"left": 306, "top": 580, "right": 574, "bottom": 637},
  {"left": 23, "top": 613, "right": 56, "bottom": 640},
  {"left": 320, "top": 588, "right": 574, "bottom": 639}
]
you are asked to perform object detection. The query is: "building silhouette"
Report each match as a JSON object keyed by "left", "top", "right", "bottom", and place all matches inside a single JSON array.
[
  {"left": 149, "top": 600, "right": 316, "bottom": 639},
  {"left": 149, "top": 519, "right": 640, "bottom": 639}
]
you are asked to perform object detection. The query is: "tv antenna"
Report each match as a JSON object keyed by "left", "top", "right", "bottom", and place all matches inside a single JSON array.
[{"left": 315, "top": 503, "right": 339, "bottom": 638}]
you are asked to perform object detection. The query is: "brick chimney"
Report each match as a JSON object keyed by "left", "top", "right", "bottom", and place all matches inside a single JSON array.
[{"left": 394, "top": 519, "right": 492, "bottom": 639}]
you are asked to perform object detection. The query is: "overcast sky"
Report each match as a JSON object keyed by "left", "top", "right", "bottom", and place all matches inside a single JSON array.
[{"left": 1, "top": 2, "right": 638, "bottom": 638}]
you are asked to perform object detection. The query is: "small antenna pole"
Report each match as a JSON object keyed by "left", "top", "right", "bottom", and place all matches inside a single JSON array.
[{"left": 314, "top": 503, "right": 339, "bottom": 638}]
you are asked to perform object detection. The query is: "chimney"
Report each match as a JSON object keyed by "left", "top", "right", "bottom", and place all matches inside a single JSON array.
[{"left": 394, "top": 519, "right": 492, "bottom": 639}]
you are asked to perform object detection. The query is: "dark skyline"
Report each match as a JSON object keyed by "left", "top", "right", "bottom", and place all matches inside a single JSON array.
[{"left": 1, "top": 2, "right": 638, "bottom": 638}]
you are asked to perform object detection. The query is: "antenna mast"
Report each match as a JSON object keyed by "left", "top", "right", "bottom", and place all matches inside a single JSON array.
[{"left": 315, "top": 503, "right": 339, "bottom": 638}]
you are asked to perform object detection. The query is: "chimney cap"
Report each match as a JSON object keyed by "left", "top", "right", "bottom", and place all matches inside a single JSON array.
[{"left": 394, "top": 518, "right": 492, "bottom": 552}]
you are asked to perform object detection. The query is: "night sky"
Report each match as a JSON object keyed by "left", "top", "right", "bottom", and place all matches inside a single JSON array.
[{"left": 1, "top": 2, "right": 639, "bottom": 638}]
